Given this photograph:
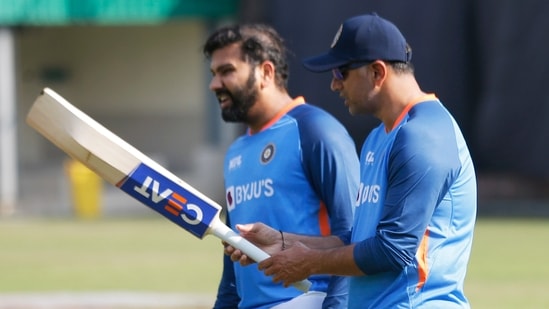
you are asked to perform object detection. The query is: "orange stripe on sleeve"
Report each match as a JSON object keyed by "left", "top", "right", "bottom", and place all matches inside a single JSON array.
[
  {"left": 318, "top": 201, "right": 331, "bottom": 236},
  {"left": 416, "top": 230, "right": 430, "bottom": 291}
]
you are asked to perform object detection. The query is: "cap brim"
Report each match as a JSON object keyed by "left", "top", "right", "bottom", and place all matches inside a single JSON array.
[{"left": 302, "top": 52, "right": 349, "bottom": 72}]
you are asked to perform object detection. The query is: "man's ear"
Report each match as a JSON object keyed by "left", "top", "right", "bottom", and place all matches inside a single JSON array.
[
  {"left": 259, "top": 61, "right": 276, "bottom": 87},
  {"left": 370, "top": 61, "right": 388, "bottom": 85}
]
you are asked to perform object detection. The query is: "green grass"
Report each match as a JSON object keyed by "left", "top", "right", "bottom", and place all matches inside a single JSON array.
[
  {"left": 0, "top": 217, "right": 548, "bottom": 308},
  {"left": 0, "top": 217, "right": 222, "bottom": 293},
  {"left": 465, "top": 218, "right": 549, "bottom": 308}
]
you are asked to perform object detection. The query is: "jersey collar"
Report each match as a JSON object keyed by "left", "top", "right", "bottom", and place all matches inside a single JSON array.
[
  {"left": 250, "top": 96, "right": 305, "bottom": 134},
  {"left": 387, "top": 93, "right": 437, "bottom": 132}
]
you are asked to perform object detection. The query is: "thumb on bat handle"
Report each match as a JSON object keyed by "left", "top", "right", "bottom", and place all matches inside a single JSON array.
[{"left": 211, "top": 221, "right": 312, "bottom": 293}]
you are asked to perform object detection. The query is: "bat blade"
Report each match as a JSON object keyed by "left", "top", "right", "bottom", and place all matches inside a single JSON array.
[
  {"left": 26, "top": 87, "right": 218, "bottom": 238},
  {"left": 26, "top": 87, "right": 311, "bottom": 292}
]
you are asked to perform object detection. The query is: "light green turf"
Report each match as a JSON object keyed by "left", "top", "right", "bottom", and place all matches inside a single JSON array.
[
  {"left": 465, "top": 218, "right": 549, "bottom": 309},
  {"left": 0, "top": 217, "right": 222, "bottom": 293},
  {"left": 0, "top": 217, "right": 548, "bottom": 308}
]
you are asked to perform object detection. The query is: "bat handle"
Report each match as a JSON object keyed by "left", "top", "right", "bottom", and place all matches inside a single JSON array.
[{"left": 210, "top": 221, "right": 312, "bottom": 293}]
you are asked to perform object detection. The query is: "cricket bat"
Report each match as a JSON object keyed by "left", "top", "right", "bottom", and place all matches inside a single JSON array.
[{"left": 26, "top": 87, "right": 311, "bottom": 292}]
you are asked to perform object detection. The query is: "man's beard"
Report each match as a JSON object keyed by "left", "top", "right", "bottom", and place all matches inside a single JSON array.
[{"left": 220, "top": 72, "right": 258, "bottom": 123}]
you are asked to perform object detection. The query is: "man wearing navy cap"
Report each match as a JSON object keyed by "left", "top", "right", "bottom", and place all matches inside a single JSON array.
[{"left": 226, "top": 13, "right": 477, "bottom": 308}]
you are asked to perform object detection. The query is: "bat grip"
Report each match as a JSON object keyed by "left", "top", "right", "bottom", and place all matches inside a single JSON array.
[{"left": 210, "top": 221, "right": 312, "bottom": 293}]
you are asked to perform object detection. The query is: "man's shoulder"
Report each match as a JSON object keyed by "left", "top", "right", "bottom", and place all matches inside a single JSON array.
[
  {"left": 285, "top": 103, "right": 357, "bottom": 154},
  {"left": 288, "top": 103, "right": 346, "bottom": 132},
  {"left": 289, "top": 102, "right": 330, "bottom": 117}
]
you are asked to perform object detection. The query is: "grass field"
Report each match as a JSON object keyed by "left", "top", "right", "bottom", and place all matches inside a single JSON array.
[
  {"left": 0, "top": 217, "right": 221, "bottom": 293},
  {"left": 0, "top": 217, "right": 548, "bottom": 308},
  {"left": 464, "top": 218, "right": 549, "bottom": 308}
]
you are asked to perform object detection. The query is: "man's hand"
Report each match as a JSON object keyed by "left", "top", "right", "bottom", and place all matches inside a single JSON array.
[
  {"left": 258, "top": 241, "right": 314, "bottom": 287},
  {"left": 221, "top": 222, "right": 358, "bottom": 286},
  {"left": 223, "top": 222, "right": 282, "bottom": 266}
]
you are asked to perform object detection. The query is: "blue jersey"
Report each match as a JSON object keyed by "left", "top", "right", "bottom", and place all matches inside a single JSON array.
[
  {"left": 216, "top": 97, "right": 359, "bottom": 309},
  {"left": 350, "top": 96, "right": 476, "bottom": 308}
]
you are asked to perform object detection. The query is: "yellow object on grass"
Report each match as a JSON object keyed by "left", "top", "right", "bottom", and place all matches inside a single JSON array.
[{"left": 65, "top": 159, "right": 102, "bottom": 219}]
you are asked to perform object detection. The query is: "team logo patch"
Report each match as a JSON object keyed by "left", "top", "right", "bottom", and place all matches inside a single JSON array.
[
  {"left": 228, "top": 155, "right": 242, "bottom": 171},
  {"left": 365, "top": 151, "right": 375, "bottom": 165},
  {"left": 226, "top": 186, "right": 235, "bottom": 211},
  {"left": 260, "top": 143, "right": 275, "bottom": 164},
  {"left": 331, "top": 24, "right": 343, "bottom": 48}
]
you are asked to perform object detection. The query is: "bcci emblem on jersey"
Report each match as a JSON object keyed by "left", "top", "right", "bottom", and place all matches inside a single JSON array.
[{"left": 260, "top": 143, "right": 275, "bottom": 164}]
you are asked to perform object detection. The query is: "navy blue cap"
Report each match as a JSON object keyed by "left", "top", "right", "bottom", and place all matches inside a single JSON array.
[{"left": 303, "top": 13, "right": 411, "bottom": 72}]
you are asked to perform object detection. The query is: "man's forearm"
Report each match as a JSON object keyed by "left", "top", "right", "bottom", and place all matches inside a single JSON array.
[
  {"left": 310, "top": 244, "right": 365, "bottom": 277},
  {"left": 282, "top": 233, "right": 343, "bottom": 250},
  {"left": 281, "top": 233, "right": 365, "bottom": 276}
]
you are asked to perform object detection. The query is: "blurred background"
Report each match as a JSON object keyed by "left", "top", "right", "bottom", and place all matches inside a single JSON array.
[
  {"left": 2, "top": 0, "right": 549, "bottom": 218},
  {"left": 1, "top": 0, "right": 548, "bottom": 308}
]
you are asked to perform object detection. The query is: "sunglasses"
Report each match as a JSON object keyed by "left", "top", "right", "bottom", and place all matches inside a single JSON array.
[{"left": 332, "top": 61, "right": 372, "bottom": 81}]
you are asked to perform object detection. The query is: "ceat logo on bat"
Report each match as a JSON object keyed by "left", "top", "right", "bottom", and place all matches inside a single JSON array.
[{"left": 118, "top": 163, "right": 218, "bottom": 238}]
